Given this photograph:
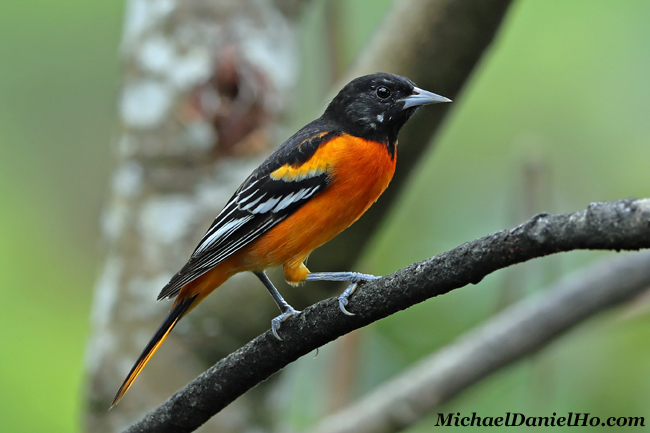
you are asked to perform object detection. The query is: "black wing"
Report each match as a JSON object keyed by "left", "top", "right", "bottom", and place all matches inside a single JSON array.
[{"left": 157, "top": 120, "right": 339, "bottom": 300}]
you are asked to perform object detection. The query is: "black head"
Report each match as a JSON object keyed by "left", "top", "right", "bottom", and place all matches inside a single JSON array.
[{"left": 323, "top": 72, "right": 451, "bottom": 145}]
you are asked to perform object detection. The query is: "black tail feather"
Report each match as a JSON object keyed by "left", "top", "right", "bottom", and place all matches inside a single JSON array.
[{"left": 110, "top": 295, "right": 197, "bottom": 408}]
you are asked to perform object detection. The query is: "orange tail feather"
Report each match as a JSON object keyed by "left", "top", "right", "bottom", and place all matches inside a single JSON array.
[{"left": 110, "top": 295, "right": 197, "bottom": 408}]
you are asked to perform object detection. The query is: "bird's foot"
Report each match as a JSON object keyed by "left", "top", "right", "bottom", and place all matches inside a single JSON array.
[
  {"left": 338, "top": 283, "right": 357, "bottom": 316},
  {"left": 271, "top": 306, "right": 301, "bottom": 341},
  {"left": 337, "top": 274, "right": 381, "bottom": 316}
]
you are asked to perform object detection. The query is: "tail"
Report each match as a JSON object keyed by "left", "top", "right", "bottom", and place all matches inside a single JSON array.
[{"left": 110, "top": 295, "right": 197, "bottom": 408}]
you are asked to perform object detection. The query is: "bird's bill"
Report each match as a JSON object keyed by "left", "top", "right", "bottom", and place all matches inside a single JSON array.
[{"left": 401, "top": 87, "right": 452, "bottom": 109}]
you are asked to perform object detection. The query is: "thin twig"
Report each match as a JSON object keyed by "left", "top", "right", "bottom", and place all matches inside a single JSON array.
[{"left": 124, "top": 197, "right": 650, "bottom": 433}]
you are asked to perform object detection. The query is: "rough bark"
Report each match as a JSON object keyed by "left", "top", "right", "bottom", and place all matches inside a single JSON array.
[
  {"left": 307, "top": 251, "right": 650, "bottom": 433},
  {"left": 85, "top": 1, "right": 305, "bottom": 431},
  {"left": 124, "top": 197, "right": 650, "bottom": 433}
]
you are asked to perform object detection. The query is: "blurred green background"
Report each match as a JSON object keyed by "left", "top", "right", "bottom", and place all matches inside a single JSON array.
[{"left": 1, "top": 0, "right": 650, "bottom": 432}]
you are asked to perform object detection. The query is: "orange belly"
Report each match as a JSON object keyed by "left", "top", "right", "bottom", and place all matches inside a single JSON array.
[{"left": 242, "top": 134, "right": 396, "bottom": 278}]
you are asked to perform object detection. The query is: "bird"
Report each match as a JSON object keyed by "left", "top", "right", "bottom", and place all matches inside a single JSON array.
[{"left": 111, "top": 72, "right": 451, "bottom": 407}]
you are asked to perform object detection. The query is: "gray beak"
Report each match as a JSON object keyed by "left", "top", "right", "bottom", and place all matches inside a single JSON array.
[{"left": 401, "top": 86, "right": 452, "bottom": 110}]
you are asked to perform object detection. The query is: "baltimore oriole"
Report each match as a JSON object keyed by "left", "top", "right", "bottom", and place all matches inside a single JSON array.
[{"left": 111, "top": 72, "right": 451, "bottom": 407}]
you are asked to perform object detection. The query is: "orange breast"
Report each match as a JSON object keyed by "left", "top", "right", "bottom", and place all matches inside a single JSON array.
[{"left": 242, "top": 134, "right": 396, "bottom": 271}]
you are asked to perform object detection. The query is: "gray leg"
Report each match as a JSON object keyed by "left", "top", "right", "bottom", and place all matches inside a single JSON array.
[
  {"left": 305, "top": 272, "right": 380, "bottom": 316},
  {"left": 254, "top": 271, "right": 300, "bottom": 340}
]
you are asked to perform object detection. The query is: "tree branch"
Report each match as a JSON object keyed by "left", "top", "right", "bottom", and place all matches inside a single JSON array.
[
  {"left": 307, "top": 250, "right": 650, "bottom": 433},
  {"left": 124, "top": 197, "right": 650, "bottom": 433}
]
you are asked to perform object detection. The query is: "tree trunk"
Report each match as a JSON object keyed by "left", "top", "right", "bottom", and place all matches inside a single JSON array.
[{"left": 85, "top": 1, "right": 305, "bottom": 431}]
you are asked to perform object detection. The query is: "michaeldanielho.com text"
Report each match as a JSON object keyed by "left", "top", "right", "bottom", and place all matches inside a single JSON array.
[{"left": 435, "top": 412, "right": 645, "bottom": 428}]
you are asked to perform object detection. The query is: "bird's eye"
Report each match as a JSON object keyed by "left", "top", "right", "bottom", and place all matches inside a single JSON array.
[{"left": 376, "top": 86, "right": 391, "bottom": 99}]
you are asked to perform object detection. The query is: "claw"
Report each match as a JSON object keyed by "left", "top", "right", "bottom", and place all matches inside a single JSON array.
[
  {"left": 338, "top": 283, "right": 358, "bottom": 316},
  {"left": 270, "top": 306, "right": 300, "bottom": 341}
]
